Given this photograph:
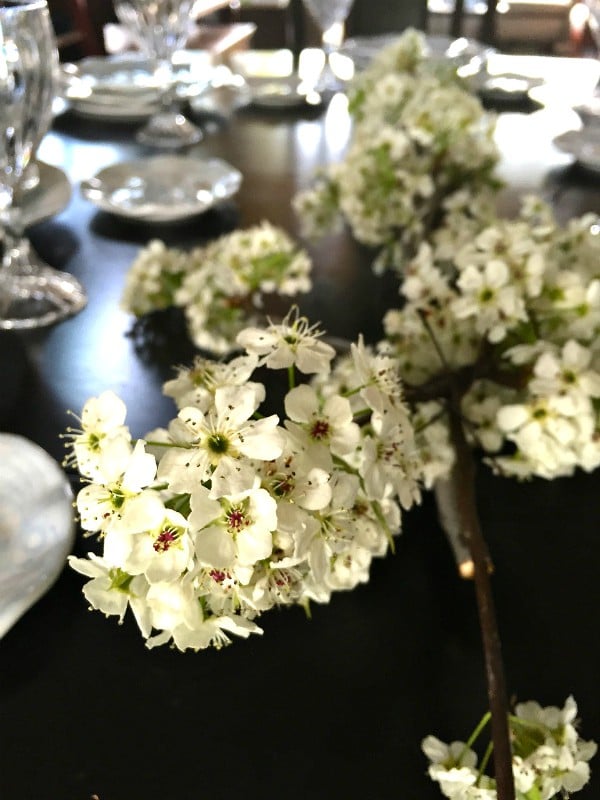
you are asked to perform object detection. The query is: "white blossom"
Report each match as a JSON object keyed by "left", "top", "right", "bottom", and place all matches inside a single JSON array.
[
  {"left": 237, "top": 307, "right": 336, "bottom": 374},
  {"left": 64, "top": 390, "right": 131, "bottom": 481},
  {"left": 157, "top": 384, "right": 283, "bottom": 497}
]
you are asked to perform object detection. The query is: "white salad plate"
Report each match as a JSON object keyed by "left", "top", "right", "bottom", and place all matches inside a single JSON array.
[
  {"left": 552, "top": 129, "right": 600, "bottom": 173},
  {"left": 0, "top": 433, "right": 75, "bottom": 639},
  {"left": 21, "top": 160, "right": 72, "bottom": 228},
  {"left": 62, "top": 52, "right": 212, "bottom": 121},
  {"left": 80, "top": 155, "right": 243, "bottom": 223},
  {"left": 246, "top": 75, "right": 322, "bottom": 109},
  {"left": 188, "top": 66, "right": 252, "bottom": 117}
]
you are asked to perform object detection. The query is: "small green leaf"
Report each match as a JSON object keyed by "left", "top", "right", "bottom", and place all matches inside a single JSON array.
[{"left": 165, "top": 493, "right": 192, "bottom": 517}]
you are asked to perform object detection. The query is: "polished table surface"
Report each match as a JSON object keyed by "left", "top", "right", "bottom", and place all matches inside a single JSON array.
[{"left": 1, "top": 77, "right": 599, "bottom": 800}]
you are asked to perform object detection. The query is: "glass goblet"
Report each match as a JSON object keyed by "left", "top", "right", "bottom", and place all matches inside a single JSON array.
[
  {"left": 113, "top": 0, "right": 204, "bottom": 148},
  {"left": 585, "top": 0, "right": 600, "bottom": 48},
  {"left": 302, "top": 0, "right": 355, "bottom": 93},
  {"left": 0, "top": 0, "right": 87, "bottom": 330}
]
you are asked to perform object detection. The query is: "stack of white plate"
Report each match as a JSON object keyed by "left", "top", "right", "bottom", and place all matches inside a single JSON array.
[{"left": 62, "top": 52, "right": 213, "bottom": 122}]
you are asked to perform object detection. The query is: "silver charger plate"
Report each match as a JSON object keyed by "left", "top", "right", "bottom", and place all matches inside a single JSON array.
[
  {"left": 552, "top": 129, "right": 600, "bottom": 173},
  {"left": 80, "top": 155, "right": 243, "bottom": 223},
  {"left": 0, "top": 434, "right": 75, "bottom": 639},
  {"left": 20, "top": 160, "right": 72, "bottom": 228}
]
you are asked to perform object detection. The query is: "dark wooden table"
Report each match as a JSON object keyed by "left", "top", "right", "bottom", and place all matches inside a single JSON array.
[{"left": 1, "top": 81, "right": 599, "bottom": 800}]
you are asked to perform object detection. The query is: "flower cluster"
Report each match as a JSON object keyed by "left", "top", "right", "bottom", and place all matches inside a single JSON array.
[
  {"left": 67, "top": 310, "right": 424, "bottom": 651},
  {"left": 379, "top": 196, "right": 600, "bottom": 480},
  {"left": 121, "top": 222, "right": 312, "bottom": 354},
  {"left": 293, "top": 28, "right": 499, "bottom": 271},
  {"left": 423, "top": 696, "right": 597, "bottom": 799}
]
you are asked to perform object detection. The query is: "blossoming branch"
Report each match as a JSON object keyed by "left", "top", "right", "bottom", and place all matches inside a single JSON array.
[
  {"left": 293, "top": 28, "right": 500, "bottom": 272},
  {"left": 423, "top": 696, "right": 597, "bottom": 800},
  {"left": 66, "top": 310, "right": 424, "bottom": 651}
]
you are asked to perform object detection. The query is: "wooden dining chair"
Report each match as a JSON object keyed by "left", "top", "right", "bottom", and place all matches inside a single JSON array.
[
  {"left": 346, "top": 0, "right": 429, "bottom": 37},
  {"left": 48, "top": 0, "right": 104, "bottom": 59},
  {"left": 451, "top": 0, "right": 498, "bottom": 46}
]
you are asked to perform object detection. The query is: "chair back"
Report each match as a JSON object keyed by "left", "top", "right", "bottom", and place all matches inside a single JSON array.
[
  {"left": 346, "top": 0, "right": 428, "bottom": 36},
  {"left": 452, "top": 0, "right": 498, "bottom": 45},
  {"left": 48, "top": 0, "right": 103, "bottom": 58}
]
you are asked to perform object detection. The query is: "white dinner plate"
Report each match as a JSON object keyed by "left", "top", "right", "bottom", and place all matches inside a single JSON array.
[
  {"left": 68, "top": 94, "right": 161, "bottom": 122},
  {"left": 21, "top": 160, "right": 72, "bottom": 228},
  {"left": 528, "top": 83, "right": 594, "bottom": 110},
  {"left": 80, "top": 155, "right": 243, "bottom": 223},
  {"left": 63, "top": 52, "right": 212, "bottom": 121},
  {"left": 0, "top": 433, "right": 75, "bottom": 639},
  {"left": 470, "top": 71, "right": 544, "bottom": 103},
  {"left": 552, "top": 129, "right": 600, "bottom": 173}
]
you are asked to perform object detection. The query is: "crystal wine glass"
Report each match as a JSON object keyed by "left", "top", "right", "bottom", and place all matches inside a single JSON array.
[
  {"left": 113, "top": 0, "right": 204, "bottom": 148},
  {"left": 585, "top": 0, "right": 600, "bottom": 46},
  {"left": 0, "top": 0, "right": 87, "bottom": 330},
  {"left": 302, "top": 0, "right": 355, "bottom": 92}
]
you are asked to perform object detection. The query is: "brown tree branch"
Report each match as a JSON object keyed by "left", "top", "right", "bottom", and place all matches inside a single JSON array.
[{"left": 447, "top": 407, "right": 515, "bottom": 800}]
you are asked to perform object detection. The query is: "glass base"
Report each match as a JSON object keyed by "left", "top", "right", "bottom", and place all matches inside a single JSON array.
[
  {"left": 136, "top": 111, "right": 203, "bottom": 149},
  {"left": 0, "top": 266, "right": 87, "bottom": 330}
]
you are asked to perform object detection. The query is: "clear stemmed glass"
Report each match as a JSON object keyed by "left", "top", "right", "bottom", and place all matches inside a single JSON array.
[
  {"left": 585, "top": 0, "right": 600, "bottom": 45},
  {"left": 302, "top": 0, "right": 355, "bottom": 93},
  {"left": 0, "top": 0, "right": 87, "bottom": 330},
  {"left": 113, "top": 0, "right": 204, "bottom": 148}
]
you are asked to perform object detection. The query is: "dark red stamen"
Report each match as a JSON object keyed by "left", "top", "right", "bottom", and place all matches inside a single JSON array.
[
  {"left": 310, "top": 419, "right": 330, "bottom": 440},
  {"left": 153, "top": 528, "right": 178, "bottom": 552},
  {"left": 227, "top": 509, "right": 246, "bottom": 530}
]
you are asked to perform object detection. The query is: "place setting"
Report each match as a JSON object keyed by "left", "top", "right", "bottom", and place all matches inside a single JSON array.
[
  {"left": 223, "top": 49, "right": 336, "bottom": 112},
  {"left": 215, "top": 0, "right": 358, "bottom": 113},
  {"left": 60, "top": 50, "right": 214, "bottom": 125},
  {"left": 60, "top": 0, "right": 219, "bottom": 147}
]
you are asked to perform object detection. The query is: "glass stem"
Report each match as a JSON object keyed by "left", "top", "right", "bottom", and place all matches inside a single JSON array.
[
  {"left": 1, "top": 202, "right": 33, "bottom": 274},
  {"left": 155, "top": 57, "right": 178, "bottom": 113},
  {"left": 321, "top": 37, "right": 335, "bottom": 74}
]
